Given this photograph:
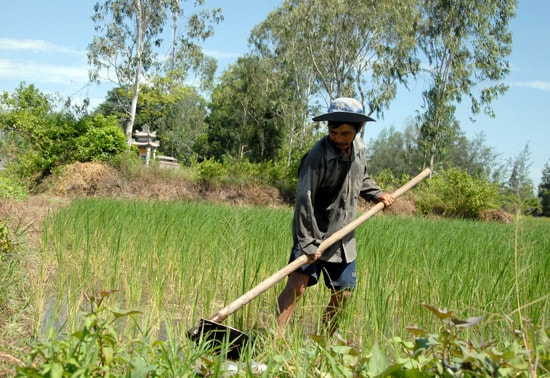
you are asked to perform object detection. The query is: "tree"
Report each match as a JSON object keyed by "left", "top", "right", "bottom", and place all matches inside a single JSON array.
[
  {"left": 415, "top": 0, "right": 517, "bottom": 170},
  {"left": 249, "top": 20, "right": 318, "bottom": 165},
  {"left": 0, "top": 83, "right": 53, "bottom": 161},
  {"left": 367, "top": 122, "right": 500, "bottom": 181},
  {"left": 87, "top": 0, "right": 222, "bottom": 146},
  {"left": 538, "top": 161, "right": 550, "bottom": 217},
  {"left": 444, "top": 130, "right": 501, "bottom": 179},
  {"left": 250, "top": 0, "right": 420, "bottom": 138},
  {"left": 205, "top": 56, "right": 290, "bottom": 163},
  {"left": 499, "top": 144, "right": 538, "bottom": 215},
  {"left": 148, "top": 82, "right": 207, "bottom": 164},
  {"left": 366, "top": 126, "right": 408, "bottom": 177}
]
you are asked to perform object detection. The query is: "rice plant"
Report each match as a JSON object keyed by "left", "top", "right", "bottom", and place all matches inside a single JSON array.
[{"left": 30, "top": 198, "right": 549, "bottom": 375}]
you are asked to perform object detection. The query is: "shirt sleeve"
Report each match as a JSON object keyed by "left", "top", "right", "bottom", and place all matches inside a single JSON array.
[
  {"left": 293, "top": 152, "right": 324, "bottom": 255},
  {"left": 359, "top": 171, "right": 384, "bottom": 202}
]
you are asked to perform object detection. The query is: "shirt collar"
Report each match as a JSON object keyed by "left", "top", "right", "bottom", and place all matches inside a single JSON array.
[{"left": 324, "top": 136, "right": 356, "bottom": 162}]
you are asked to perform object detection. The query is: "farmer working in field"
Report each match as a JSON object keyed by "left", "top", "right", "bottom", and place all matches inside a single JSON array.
[{"left": 277, "top": 97, "right": 394, "bottom": 336}]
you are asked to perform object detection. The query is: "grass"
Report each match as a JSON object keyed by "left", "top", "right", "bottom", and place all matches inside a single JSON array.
[{"left": 21, "top": 198, "right": 550, "bottom": 374}]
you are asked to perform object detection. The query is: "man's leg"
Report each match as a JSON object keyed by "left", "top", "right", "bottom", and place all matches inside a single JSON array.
[
  {"left": 323, "top": 289, "right": 352, "bottom": 336},
  {"left": 277, "top": 271, "right": 310, "bottom": 332}
]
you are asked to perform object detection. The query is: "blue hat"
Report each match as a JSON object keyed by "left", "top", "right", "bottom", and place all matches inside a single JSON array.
[{"left": 312, "top": 97, "right": 375, "bottom": 123}]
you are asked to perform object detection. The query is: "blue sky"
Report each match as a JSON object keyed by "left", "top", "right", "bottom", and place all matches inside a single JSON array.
[{"left": 1, "top": 1, "right": 548, "bottom": 186}]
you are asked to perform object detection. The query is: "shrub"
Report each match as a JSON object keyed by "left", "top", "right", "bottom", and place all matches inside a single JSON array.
[
  {"left": 73, "top": 114, "right": 127, "bottom": 162},
  {"left": 16, "top": 290, "right": 197, "bottom": 377},
  {"left": 391, "top": 303, "right": 550, "bottom": 376},
  {"left": 416, "top": 168, "right": 499, "bottom": 219},
  {"left": 0, "top": 177, "right": 28, "bottom": 200},
  {"left": 194, "top": 157, "right": 226, "bottom": 189}
]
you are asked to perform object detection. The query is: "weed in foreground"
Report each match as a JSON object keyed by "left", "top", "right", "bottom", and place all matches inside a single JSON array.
[{"left": 14, "top": 293, "right": 550, "bottom": 376}]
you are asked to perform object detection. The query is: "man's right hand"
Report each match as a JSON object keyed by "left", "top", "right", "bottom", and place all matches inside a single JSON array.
[{"left": 307, "top": 250, "right": 321, "bottom": 262}]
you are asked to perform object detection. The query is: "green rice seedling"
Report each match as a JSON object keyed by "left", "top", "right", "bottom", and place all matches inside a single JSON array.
[
  {"left": 33, "top": 198, "right": 549, "bottom": 373},
  {"left": 345, "top": 215, "right": 549, "bottom": 348}
]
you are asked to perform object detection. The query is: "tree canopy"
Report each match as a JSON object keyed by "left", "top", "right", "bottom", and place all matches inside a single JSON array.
[
  {"left": 250, "top": 0, "right": 420, "bottom": 136},
  {"left": 415, "top": 0, "right": 517, "bottom": 170},
  {"left": 87, "top": 0, "right": 222, "bottom": 145}
]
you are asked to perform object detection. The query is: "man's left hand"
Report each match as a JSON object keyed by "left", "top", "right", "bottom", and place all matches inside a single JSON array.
[{"left": 378, "top": 193, "right": 394, "bottom": 207}]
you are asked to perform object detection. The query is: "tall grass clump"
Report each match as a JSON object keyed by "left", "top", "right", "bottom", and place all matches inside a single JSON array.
[
  {"left": 26, "top": 198, "right": 549, "bottom": 375},
  {"left": 0, "top": 220, "right": 22, "bottom": 319}
]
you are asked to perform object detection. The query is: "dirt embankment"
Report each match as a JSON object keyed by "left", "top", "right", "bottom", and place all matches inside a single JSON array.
[
  {"left": 46, "top": 162, "right": 287, "bottom": 206},
  {"left": 4, "top": 161, "right": 421, "bottom": 235},
  {"left": 6, "top": 161, "right": 514, "bottom": 233}
]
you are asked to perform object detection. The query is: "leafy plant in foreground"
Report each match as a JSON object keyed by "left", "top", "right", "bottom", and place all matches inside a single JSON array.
[
  {"left": 393, "top": 303, "right": 549, "bottom": 377},
  {"left": 16, "top": 290, "right": 147, "bottom": 377}
]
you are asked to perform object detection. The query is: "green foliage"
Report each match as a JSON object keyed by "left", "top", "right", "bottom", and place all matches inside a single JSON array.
[
  {"left": 107, "top": 148, "right": 143, "bottom": 177},
  {"left": 0, "top": 176, "right": 28, "bottom": 200},
  {"left": 97, "top": 81, "right": 209, "bottom": 165},
  {"left": 498, "top": 147, "right": 539, "bottom": 216},
  {"left": 416, "top": 0, "right": 516, "bottom": 169},
  {"left": 16, "top": 290, "right": 197, "bottom": 377},
  {"left": 0, "top": 219, "right": 27, "bottom": 321},
  {"left": 88, "top": 0, "right": 222, "bottom": 143},
  {"left": 416, "top": 168, "right": 499, "bottom": 218},
  {"left": 1, "top": 85, "right": 127, "bottom": 182},
  {"left": 366, "top": 126, "right": 411, "bottom": 178},
  {"left": 0, "top": 221, "right": 15, "bottom": 256},
  {"left": 263, "top": 305, "right": 550, "bottom": 376},
  {"left": 16, "top": 295, "right": 550, "bottom": 376},
  {"left": 194, "top": 157, "right": 226, "bottom": 188},
  {"left": 0, "top": 83, "right": 52, "bottom": 131},
  {"left": 391, "top": 304, "right": 549, "bottom": 376},
  {"left": 73, "top": 114, "right": 127, "bottom": 162},
  {"left": 538, "top": 161, "right": 550, "bottom": 217},
  {"left": 252, "top": 0, "right": 419, "bottom": 115},
  {"left": 205, "top": 56, "right": 287, "bottom": 163},
  {"left": 372, "top": 169, "right": 411, "bottom": 193}
]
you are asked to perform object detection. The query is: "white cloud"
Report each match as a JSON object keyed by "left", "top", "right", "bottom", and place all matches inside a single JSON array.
[
  {"left": 511, "top": 81, "right": 550, "bottom": 91},
  {"left": 0, "top": 59, "right": 88, "bottom": 84},
  {"left": 0, "top": 38, "right": 83, "bottom": 55},
  {"left": 203, "top": 49, "right": 241, "bottom": 61}
]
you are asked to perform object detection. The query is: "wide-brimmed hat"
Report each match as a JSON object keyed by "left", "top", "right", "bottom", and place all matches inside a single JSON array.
[{"left": 312, "top": 97, "right": 375, "bottom": 123}]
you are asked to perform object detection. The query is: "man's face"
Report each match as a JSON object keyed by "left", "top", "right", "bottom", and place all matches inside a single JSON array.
[{"left": 328, "top": 123, "right": 358, "bottom": 153}]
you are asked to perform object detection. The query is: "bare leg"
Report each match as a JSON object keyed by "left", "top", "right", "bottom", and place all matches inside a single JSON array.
[
  {"left": 322, "top": 289, "right": 352, "bottom": 336},
  {"left": 277, "top": 272, "right": 310, "bottom": 332}
]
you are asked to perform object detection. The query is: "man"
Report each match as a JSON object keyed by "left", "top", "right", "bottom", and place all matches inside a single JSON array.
[{"left": 277, "top": 97, "right": 394, "bottom": 336}]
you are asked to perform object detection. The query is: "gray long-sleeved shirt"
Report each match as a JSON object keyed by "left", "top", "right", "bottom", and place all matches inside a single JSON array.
[{"left": 293, "top": 135, "right": 383, "bottom": 263}]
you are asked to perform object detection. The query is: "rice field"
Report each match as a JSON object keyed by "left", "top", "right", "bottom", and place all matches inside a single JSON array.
[{"left": 36, "top": 198, "right": 549, "bottom": 359}]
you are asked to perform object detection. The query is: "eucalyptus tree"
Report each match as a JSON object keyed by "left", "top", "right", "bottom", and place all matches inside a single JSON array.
[
  {"left": 250, "top": 0, "right": 420, "bottom": 138},
  {"left": 249, "top": 9, "right": 319, "bottom": 163},
  {"left": 415, "top": 0, "right": 517, "bottom": 170},
  {"left": 87, "top": 0, "right": 222, "bottom": 145}
]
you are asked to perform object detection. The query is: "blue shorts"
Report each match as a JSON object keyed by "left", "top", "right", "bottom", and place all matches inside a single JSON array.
[{"left": 288, "top": 247, "right": 356, "bottom": 290}]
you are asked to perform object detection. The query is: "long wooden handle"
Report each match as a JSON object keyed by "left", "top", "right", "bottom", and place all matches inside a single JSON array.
[{"left": 207, "top": 168, "right": 432, "bottom": 323}]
